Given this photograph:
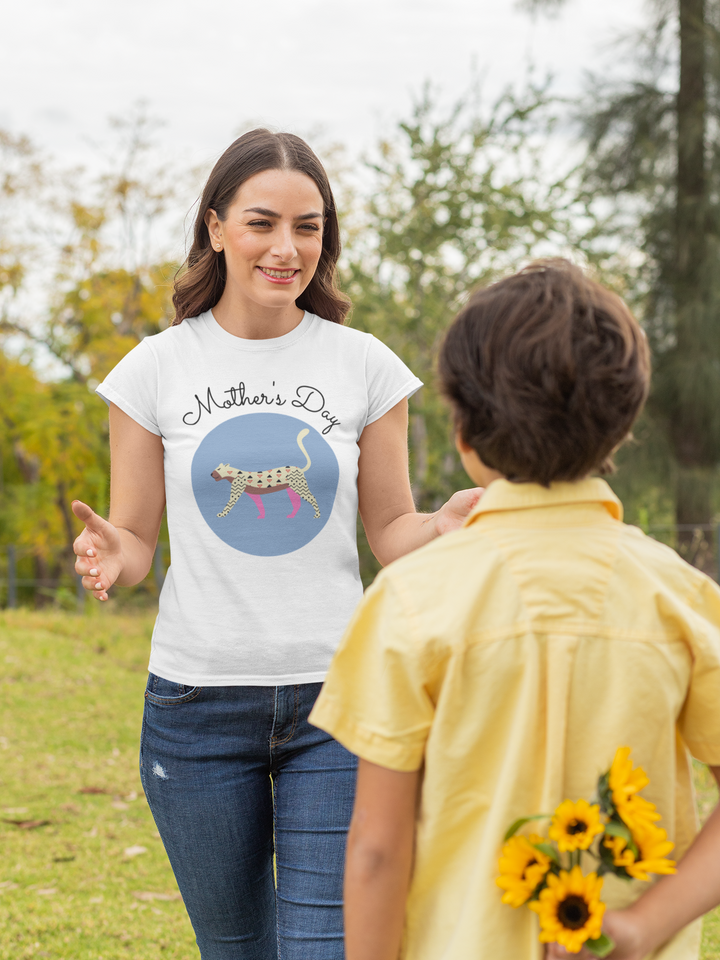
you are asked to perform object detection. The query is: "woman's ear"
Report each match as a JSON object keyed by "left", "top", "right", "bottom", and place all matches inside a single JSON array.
[{"left": 205, "top": 209, "right": 222, "bottom": 250}]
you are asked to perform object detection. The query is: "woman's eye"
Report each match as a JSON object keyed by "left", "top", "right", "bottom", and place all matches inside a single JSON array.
[
  {"left": 248, "top": 219, "right": 271, "bottom": 227},
  {"left": 299, "top": 223, "right": 320, "bottom": 232}
]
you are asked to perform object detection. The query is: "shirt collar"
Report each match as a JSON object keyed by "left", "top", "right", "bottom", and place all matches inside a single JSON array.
[{"left": 464, "top": 477, "right": 623, "bottom": 526}]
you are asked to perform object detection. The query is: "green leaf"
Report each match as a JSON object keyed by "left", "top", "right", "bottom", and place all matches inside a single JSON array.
[
  {"left": 532, "top": 842, "right": 561, "bottom": 863},
  {"left": 603, "top": 820, "right": 632, "bottom": 842},
  {"left": 597, "top": 772, "right": 615, "bottom": 817},
  {"left": 502, "top": 814, "right": 551, "bottom": 842},
  {"left": 585, "top": 933, "right": 616, "bottom": 958}
]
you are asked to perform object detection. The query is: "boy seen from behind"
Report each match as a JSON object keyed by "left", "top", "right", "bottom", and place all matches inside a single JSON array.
[{"left": 310, "top": 261, "right": 720, "bottom": 960}]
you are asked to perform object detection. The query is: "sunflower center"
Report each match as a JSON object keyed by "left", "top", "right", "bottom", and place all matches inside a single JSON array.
[
  {"left": 557, "top": 895, "right": 590, "bottom": 930},
  {"left": 567, "top": 819, "right": 587, "bottom": 835}
]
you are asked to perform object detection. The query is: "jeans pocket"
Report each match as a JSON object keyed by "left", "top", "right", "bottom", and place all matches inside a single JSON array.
[{"left": 144, "top": 673, "right": 202, "bottom": 705}]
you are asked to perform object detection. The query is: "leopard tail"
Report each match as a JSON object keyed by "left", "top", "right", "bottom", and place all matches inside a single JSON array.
[{"left": 296, "top": 429, "right": 311, "bottom": 472}]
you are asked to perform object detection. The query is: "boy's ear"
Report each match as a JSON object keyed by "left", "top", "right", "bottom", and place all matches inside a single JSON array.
[{"left": 455, "top": 432, "right": 474, "bottom": 455}]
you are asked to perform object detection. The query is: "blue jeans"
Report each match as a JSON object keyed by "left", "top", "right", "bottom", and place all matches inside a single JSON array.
[{"left": 139, "top": 676, "right": 358, "bottom": 960}]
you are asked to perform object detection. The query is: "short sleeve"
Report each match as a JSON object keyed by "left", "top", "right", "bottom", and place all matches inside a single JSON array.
[
  {"left": 96, "top": 339, "right": 161, "bottom": 436},
  {"left": 364, "top": 336, "right": 423, "bottom": 426},
  {"left": 309, "top": 570, "right": 435, "bottom": 771},
  {"left": 678, "top": 578, "right": 720, "bottom": 765}
]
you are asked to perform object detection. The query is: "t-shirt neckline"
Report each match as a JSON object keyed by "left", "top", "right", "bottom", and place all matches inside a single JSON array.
[{"left": 201, "top": 309, "right": 314, "bottom": 351}]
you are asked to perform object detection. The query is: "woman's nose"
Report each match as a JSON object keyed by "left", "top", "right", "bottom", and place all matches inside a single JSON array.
[{"left": 270, "top": 226, "right": 297, "bottom": 262}]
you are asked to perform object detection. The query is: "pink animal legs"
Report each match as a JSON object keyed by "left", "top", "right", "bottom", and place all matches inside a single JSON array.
[
  {"left": 246, "top": 492, "right": 265, "bottom": 519},
  {"left": 286, "top": 489, "right": 302, "bottom": 519},
  {"left": 239, "top": 490, "right": 302, "bottom": 519}
]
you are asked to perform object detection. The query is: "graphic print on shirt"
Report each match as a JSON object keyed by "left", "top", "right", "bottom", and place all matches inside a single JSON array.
[
  {"left": 211, "top": 429, "right": 321, "bottom": 520},
  {"left": 191, "top": 412, "right": 339, "bottom": 556}
]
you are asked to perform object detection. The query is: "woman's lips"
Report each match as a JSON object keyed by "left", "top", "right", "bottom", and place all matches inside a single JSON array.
[{"left": 257, "top": 267, "right": 299, "bottom": 285}]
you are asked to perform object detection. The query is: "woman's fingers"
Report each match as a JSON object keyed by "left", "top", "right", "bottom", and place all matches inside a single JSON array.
[
  {"left": 70, "top": 500, "right": 107, "bottom": 530},
  {"left": 74, "top": 540, "right": 99, "bottom": 570},
  {"left": 72, "top": 504, "right": 101, "bottom": 560},
  {"left": 79, "top": 563, "right": 109, "bottom": 601},
  {"left": 72, "top": 500, "right": 110, "bottom": 540},
  {"left": 71, "top": 499, "right": 96, "bottom": 525},
  {"left": 450, "top": 486, "right": 484, "bottom": 516},
  {"left": 82, "top": 575, "right": 108, "bottom": 601},
  {"left": 71, "top": 500, "right": 116, "bottom": 601},
  {"left": 74, "top": 550, "right": 98, "bottom": 573}
]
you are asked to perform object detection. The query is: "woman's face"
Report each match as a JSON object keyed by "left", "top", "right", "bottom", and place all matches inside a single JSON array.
[{"left": 206, "top": 168, "right": 325, "bottom": 315}]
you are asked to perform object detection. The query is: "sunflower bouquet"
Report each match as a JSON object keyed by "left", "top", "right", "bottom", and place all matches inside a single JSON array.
[{"left": 496, "top": 747, "right": 676, "bottom": 957}]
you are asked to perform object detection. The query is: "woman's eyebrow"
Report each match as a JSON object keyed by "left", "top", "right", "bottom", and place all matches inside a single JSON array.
[{"left": 243, "top": 206, "right": 323, "bottom": 220}]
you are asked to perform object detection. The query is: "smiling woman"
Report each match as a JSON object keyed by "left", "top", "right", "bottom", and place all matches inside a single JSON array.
[{"left": 69, "top": 128, "right": 481, "bottom": 960}]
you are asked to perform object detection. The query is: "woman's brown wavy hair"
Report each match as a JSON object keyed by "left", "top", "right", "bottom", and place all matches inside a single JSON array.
[{"left": 172, "top": 129, "right": 350, "bottom": 325}]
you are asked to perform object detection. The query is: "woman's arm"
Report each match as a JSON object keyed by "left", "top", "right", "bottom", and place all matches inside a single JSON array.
[
  {"left": 547, "top": 765, "right": 720, "bottom": 960},
  {"left": 358, "top": 399, "right": 481, "bottom": 566},
  {"left": 344, "top": 759, "right": 421, "bottom": 960},
  {"left": 73, "top": 403, "right": 165, "bottom": 600}
]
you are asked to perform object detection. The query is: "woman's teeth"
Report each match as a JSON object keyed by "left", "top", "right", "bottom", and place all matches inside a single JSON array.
[{"left": 261, "top": 268, "right": 296, "bottom": 278}]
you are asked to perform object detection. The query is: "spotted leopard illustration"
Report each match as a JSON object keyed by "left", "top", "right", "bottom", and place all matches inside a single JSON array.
[{"left": 211, "top": 428, "right": 321, "bottom": 520}]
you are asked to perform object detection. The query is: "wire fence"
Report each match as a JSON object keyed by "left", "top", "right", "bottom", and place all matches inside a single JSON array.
[
  {"left": 642, "top": 522, "right": 720, "bottom": 581},
  {"left": 0, "top": 543, "right": 168, "bottom": 610}
]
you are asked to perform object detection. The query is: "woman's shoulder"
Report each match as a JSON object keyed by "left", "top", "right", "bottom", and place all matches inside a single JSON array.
[
  {"left": 138, "top": 313, "right": 209, "bottom": 355},
  {"left": 308, "top": 314, "right": 374, "bottom": 344},
  {"left": 308, "top": 316, "right": 401, "bottom": 362},
  {"left": 314, "top": 318, "right": 416, "bottom": 374}
]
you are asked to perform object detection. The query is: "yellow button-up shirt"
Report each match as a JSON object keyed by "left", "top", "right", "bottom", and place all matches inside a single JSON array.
[{"left": 311, "top": 478, "right": 720, "bottom": 960}]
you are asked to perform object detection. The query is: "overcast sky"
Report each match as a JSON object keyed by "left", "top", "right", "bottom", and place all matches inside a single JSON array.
[{"left": 4, "top": 0, "right": 649, "bottom": 173}]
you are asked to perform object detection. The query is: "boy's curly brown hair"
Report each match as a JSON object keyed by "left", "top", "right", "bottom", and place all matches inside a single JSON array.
[{"left": 438, "top": 259, "right": 650, "bottom": 486}]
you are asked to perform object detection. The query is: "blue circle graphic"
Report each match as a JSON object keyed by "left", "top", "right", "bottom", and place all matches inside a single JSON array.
[{"left": 191, "top": 413, "right": 339, "bottom": 556}]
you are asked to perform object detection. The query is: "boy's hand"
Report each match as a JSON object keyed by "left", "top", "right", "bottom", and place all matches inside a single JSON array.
[
  {"left": 544, "top": 910, "right": 645, "bottom": 960},
  {"left": 434, "top": 487, "right": 483, "bottom": 535},
  {"left": 548, "top": 770, "right": 720, "bottom": 960}
]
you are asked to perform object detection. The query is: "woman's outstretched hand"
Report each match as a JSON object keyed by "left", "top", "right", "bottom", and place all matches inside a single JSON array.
[
  {"left": 433, "top": 488, "right": 484, "bottom": 536},
  {"left": 72, "top": 500, "right": 124, "bottom": 602}
]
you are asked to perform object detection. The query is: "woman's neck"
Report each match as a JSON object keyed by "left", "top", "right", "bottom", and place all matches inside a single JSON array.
[{"left": 211, "top": 287, "right": 305, "bottom": 340}]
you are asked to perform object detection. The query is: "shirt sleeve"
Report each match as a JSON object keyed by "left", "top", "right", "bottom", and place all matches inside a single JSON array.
[
  {"left": 95, "top": 338, "right": 161, "bottom": 436},
  {"left": 364, "top": 335, "right": 423, "bottom": 426},
  {"left": 309, "top": 570, "right": 436, "bottom": 771},
  {"left": 678, "top": 577, "right": 720, "bottom": 765}
]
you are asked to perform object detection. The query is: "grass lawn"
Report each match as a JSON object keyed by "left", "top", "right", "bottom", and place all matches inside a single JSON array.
[
  {"left": 0, "top": 608, "right": 196, "bottom": 959},
  {"left": 0, "top": 608, "right": 719, "bottom": 959}
]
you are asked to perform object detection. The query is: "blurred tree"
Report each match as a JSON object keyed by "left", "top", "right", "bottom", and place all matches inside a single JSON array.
[
  {"left": 527, "top": 0, "right": 720, "bottom": 565},
  {"left": 0, "top": 351, "right": 109, "bottom": 599},
  {"left": 345, "top": 87, "right": 571, "bottom": 582},
  {"left": 2, "top": 106, "right": 180, "bottom": 381},
  {"left": 0, "top": 110, "right": 178, "bottom": 602},
  {"left": 0, "top": 130, "right": 42, "bottom": 319}
]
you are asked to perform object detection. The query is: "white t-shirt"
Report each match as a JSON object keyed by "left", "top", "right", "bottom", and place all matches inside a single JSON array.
[{"left": 97, "top": 310, "right": 422, "bottom": 685}]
